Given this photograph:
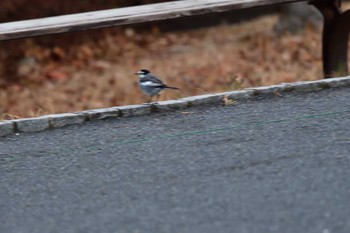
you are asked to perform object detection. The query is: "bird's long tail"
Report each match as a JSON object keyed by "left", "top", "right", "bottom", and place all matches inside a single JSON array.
[{"left": 164, "top": 86, "right": 179, "bottom": 90}]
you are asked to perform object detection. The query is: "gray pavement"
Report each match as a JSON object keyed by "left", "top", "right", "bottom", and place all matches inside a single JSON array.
[{"left": 1, "top": 87, "right": 350, "bottom": 233}]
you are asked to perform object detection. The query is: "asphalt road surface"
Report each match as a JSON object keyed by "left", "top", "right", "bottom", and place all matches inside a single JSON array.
[{"left": 1, "top": 88, "right": 350, "bottom": 233}]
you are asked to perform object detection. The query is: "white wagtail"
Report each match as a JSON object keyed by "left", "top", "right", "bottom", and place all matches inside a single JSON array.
[{"left": 135, "top": 69, "right": 179, "bottom": 103}]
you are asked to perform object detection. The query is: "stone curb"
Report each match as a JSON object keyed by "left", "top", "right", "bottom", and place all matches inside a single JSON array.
[{"left": 1, "top": 76, "right": 350, "bottom": 137}]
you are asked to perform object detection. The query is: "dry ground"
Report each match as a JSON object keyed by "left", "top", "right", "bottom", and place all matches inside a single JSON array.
[{"left": 0, "top": 14, "right": 336, "bottom": 119}]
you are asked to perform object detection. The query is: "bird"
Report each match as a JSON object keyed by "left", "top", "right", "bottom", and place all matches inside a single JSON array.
[{"left": 135, "top": 69, "right": 179, "bottom": 103}]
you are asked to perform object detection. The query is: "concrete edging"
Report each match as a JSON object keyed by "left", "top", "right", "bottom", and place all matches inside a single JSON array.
[{"left": 1, "top": 76, "right": 350, "bottom": 137}]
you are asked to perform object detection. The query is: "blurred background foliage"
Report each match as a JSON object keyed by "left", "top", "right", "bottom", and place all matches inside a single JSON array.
[{"left": 0, "top": 0, "right": 343, "bottom": 119}]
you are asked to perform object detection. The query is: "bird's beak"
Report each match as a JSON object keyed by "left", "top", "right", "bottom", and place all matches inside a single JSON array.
[{"left": 134, "top": 72, "right": 138, "bottom": 75}]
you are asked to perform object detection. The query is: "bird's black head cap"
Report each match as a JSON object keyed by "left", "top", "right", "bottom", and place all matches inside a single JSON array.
[{"left": 139, "top": 69, "right": 150, "bottom": 74}]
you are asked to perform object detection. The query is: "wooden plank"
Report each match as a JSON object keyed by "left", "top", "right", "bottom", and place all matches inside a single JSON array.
[{"left": 0, "top": 0, "right": 305, "bottom": 40}]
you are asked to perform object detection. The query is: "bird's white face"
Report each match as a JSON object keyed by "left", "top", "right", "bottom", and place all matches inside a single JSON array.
[
  {"left": 136, "top": 71, "right": 146, "bottom": 78},
  {"left": 135, "top": 70, "right": 150, "bottom": 79}
]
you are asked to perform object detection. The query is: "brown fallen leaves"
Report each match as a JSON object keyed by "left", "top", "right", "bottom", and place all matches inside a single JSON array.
[{"left": 0, "top": 15, "right": 338, "bottom": 120}]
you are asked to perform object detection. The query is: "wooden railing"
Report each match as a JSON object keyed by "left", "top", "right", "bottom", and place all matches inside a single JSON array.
[{"left": 0, "top": 0, "right": 349, "bottom": 78}]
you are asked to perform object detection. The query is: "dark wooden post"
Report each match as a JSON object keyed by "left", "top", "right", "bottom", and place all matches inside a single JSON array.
[{"left": 310, "top": 0, "right": 350, "bottom": 78}]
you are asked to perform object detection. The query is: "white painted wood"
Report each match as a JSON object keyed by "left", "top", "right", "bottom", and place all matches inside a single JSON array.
[{"left": 0, "top": 0, "right": 305, "bottom": 40}]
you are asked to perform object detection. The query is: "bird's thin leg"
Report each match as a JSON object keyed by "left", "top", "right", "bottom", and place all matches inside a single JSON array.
[
  {"left": 148, "top": 96, "right": 153, "bottom": 104},
  {"left": 156, "top": 94, "right": 160, "bottom": 102}
]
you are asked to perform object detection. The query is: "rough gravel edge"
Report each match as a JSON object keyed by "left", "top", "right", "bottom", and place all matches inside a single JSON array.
[{"left": 1, "top": 76, "right": 350, "bottom": 137}]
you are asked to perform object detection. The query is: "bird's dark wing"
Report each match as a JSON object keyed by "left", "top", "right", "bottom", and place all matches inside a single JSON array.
[
  {"left": 141, "top": 73, "right": 179, "bottom": 90},
  {"left": 144, "top": 75, "right": 164, "bottom": 84},
  {"left": 140, "top": 74, "right": 166, "bottom": 87}
]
